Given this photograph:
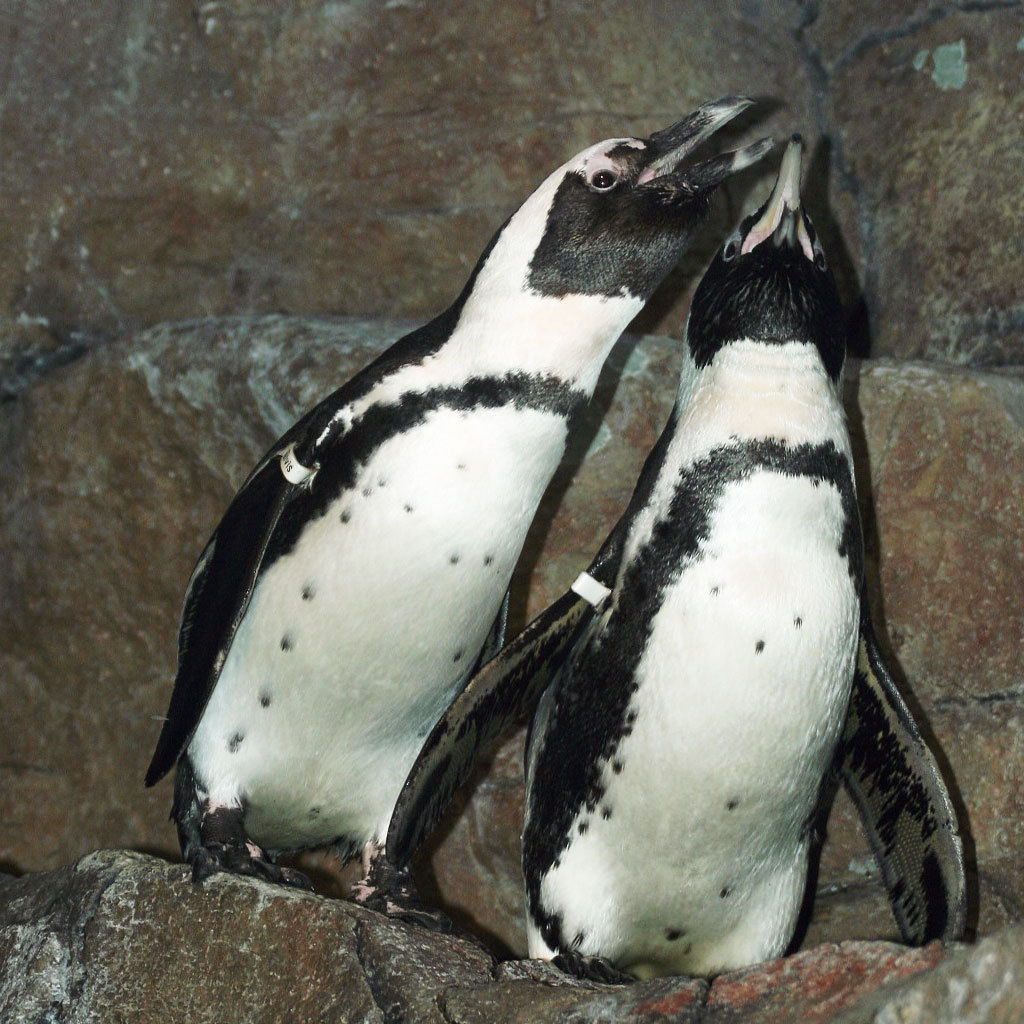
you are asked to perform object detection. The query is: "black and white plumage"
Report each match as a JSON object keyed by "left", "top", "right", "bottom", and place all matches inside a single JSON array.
[
  {"left": 388, "top": 137, "right": 965, "bottom": 975},
  {"left": 144, "top": 98, "right": 773, "bottom": 896}
]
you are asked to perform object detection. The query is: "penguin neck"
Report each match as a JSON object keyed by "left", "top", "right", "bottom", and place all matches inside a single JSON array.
[
  {"left": 674, "top": 337, "right": 847, "bottom": 452},
  {"left": 619, "top": 337, "right": 850, "bottom": 583},
  {"left": 449, "top": 287, "right": 644, "bottom": 395}
]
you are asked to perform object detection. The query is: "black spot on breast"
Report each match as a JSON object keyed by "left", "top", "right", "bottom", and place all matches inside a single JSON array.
[
  {"left": 449, "top": 553, "right": 460, "bottom": 565},
  {"left": 340, "top": 509, "right": 352, "bottom": 523},
  {"left": 682, "top": 943, "right": 693, "bottom": 956},
  {"left": 259, "top": 692, "right": 272, "bottom": 708},
  {"left": 577, "top": 821, "right": 589, "bottom": 835},
  {"left": 601, "top": 807, "right": 612, "bottom": 820},
  {"left": 625, "top": 711, "right": 637, "bottom": 725},
  {"left": 710, "top": 586, "right": 720, "bottom": 596},
  {"left": 612, "top": 760, "right": 623, "bottom": 774},
  {"left": 362, "top": 487, "right": 373, "bottom": 498},
  {"left": 309, "top": 806, "right": 321, "bottom": 819},
  {"left": 720, "top": 886, "right": 732, "bottom": 899},
  {"left": 280, "top": 634, "right": 294, "bottom": 652},
  {"left": 665, "top": 928, "right": 685, "bottom": 942},
  {"left": 302, "top": 584, "right": 316, "bottom": 601},
  {"left": 727, "top": 798, "right": 739, "bottom": 811},
  {"left": 755, "top": 640, "right": 765, "bottom": 654},
  {"left": 457, "top": 462, "right": 467, "bottom": 471},
  {"left": 377, "top": 476, "right": 388, "bottom": 488},
  {"left": 794, "top": 616, "right": 803, "bottom": 629},
  {"left": 453, "top": 649, "right": 464, "bottom": 663},
  {"left": 404, "top": 503, "right": 414, "bottom": 513},
  {"left": 483, "top": 554, "right": 494, "bottom": 566},
  {"left": 572, "top": 930, "right": 585, "bottom": 949},
  {"left": 227, "top": 732, "right": 244, "bottom": 753}
]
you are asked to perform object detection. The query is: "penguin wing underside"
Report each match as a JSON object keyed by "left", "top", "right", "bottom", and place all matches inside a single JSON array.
[
  {"left": 837, "top": 593, "right": 968, "bottom": 944},
  {"left": 145, "top": 453, "right": 294, "bottom": 786},
  {"left": 385, "top": 527, "right": 627, "bottom": 867}
]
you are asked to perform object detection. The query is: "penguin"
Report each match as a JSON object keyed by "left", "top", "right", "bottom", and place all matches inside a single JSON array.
[
  {"left": 144, "top": 97, "right": 774, "bottom": 904},
  {"left": 387, "top": 136, "right": 965, "bottom": 973}
]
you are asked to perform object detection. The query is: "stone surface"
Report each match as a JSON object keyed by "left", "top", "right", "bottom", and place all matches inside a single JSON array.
[
  {"left": 0, "top": 850, "right": 494, "bottom": 1024},
  {"left": 1, "top": 316, "right": 1021, "bottom": 965},
  {"left": 0, "top": 850, "right": 987, "bottom": 1024},
  {"left": 835, "top": 922, "right": 1024, "bottom": 1024},
  {"left": 8, "top": 4, "right": 1019, "bottom": 370},
  {"left": 0, "top": 0, "right": 809, "bottom": 364},
  {"left": 807, "top": 6, "right": 1024, "bottom": 364}
]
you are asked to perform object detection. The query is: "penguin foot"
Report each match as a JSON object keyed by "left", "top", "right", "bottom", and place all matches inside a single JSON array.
[
  {"left": 551, "top": 951, "right": 635, "bottom": 985},
  {"left": 351, "top": 852, "right": 452, "bottom": 933},
  {"left": 189, "top": 805, "right": 312, "bottom": 890}
]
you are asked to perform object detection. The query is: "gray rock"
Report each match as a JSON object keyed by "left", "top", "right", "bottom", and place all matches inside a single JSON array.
[
  {"left": 0, "top": 850, "right": 493, "bottom": 1024},
  {"left": 836, "top": 922, "right": 1024, "bottom": 1023},
  {"left": 0, "top": 850, "right": 988, "bottom": 1024}
]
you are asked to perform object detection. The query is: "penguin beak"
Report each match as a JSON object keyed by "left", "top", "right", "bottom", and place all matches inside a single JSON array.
[
  {"left": 639, "top": 96, "right": 775, "bottom": 192},
  {"left": 740, "top": 134, "right": 815, "bottom": 260}
]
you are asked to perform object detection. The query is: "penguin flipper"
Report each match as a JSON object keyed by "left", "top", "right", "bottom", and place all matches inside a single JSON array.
[
  {"left": 385, "top": 587, "right": 594, "bottom": 867},
  {"left": 836, "top": 593, "right": 967, "bottom": 943},
  {"left": 386, "top": 524, "right": 626, "bottom": 867},
  {"left": 144, "top": 452, "right": 294, "bottom": 787}
]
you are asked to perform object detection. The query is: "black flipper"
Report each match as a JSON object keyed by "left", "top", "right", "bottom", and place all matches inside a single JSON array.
[
  {"left": 837, "top": 593, "right": 967, "bottom": 943},
  {"left": 145, "top": 444, "right": 305, "bottom": 787},
  {"left": 385, "top": 529, "right": 625, "bottom": 868}
]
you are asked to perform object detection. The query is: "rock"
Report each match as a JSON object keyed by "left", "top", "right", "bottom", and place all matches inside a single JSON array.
[
  {"left": 835, "top": 922, "right": 1024, "bottom": 1023},
  {"left": 0, "top": 0, "right": 808, "bottom": 365},
  {"left": 0, "top": 850, "right": 991, "bottom": 1024},
  {"left": 0, "top": 317, "right": 1021, "bottom": 965},
  {"left": 0, "top": 849, "right": 494, "bottom": 1024},
  {"left": 805, "top": 7, "right": 1024, "bottom": 365}
]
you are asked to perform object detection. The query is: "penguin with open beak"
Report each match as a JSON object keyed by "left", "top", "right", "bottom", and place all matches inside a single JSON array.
[
  {"left": 388, "top": 136, "right": 965, "bottom": 971},
  {"left": 144, "top": 98, "right": 773, "bottom": 912}
]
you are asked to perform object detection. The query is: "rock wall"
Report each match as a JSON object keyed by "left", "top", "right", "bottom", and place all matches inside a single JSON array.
[
  {"left": 2, "top": 1, "right": 1021, "bottom": 377},
  {"left": 1, "top": 0, "right": 1022, "bottom": 1019}
]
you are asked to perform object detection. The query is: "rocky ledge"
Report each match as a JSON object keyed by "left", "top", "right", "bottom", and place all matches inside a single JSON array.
[{"left": 3, "top": 850, "right": 1023, "bottom": 1024}]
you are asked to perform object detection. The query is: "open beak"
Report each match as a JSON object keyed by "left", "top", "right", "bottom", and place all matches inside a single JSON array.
[
  {"left": 640, "top": 96, "right": 775, "bottom": 191},
  {"left": 740, "top": 134, "right": 815, "bottom": 260}
]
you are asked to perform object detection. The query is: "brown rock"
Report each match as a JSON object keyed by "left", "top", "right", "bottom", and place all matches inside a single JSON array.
[
  {"left": 820, "top": 10, "right": 1024, "bottom": 364},
  {"left": 1, "top": 1, "right": 807, "bottom": 363},
  {"left": 835, "top": 922, "right": 1024, "bottom": 1024},
  {"left": 705, "top": 940, "right": 946, "bottom": 1024}
]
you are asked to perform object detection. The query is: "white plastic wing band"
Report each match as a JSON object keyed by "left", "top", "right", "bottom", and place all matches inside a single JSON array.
[
  {"left": 280, "top": 444, "right": 318, "bottom": 485},
  {"left": 571, "top": 571, "right": 611, "bottom": 608}
]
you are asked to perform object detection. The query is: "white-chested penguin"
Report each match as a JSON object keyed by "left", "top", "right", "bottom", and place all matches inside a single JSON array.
[
  {"left": 387, "top": 136, "right": 965, "bottom": 969},
  {"left": 144, "top": 98, "right": 773, "bottom": 904}
]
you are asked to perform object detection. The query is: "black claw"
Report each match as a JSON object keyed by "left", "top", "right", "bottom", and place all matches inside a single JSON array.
[
  {"left": 351, "top": 853, "right": 449, "bottom": 931},
  {"left": 551, "top": 951, "right": 635, "bottom": 985}
]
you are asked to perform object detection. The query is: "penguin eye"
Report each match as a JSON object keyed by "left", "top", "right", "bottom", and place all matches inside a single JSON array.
[
  {"left": 589, "top": 169, "right": 619, "bottom": 192},
  {"left": 814, "top": 250, "right": 827, "bottom": 271},
  {"left": 722, "top": 239, "right": 738, "bottom": 263}
]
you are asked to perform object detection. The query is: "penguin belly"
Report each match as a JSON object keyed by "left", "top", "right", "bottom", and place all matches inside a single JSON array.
[
  {"left": 188, "top": 403, "right": 566, "bottom": 852},
  {"left": 533, "top": 468, "right": 859, "bottom": 978}
]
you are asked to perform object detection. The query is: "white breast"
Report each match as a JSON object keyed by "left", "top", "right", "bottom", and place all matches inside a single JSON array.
[
  {"left": 532, "top": 339, "right": 860, "bottom": 977},
  {"left": 190, "top": 402, "right": 567, "bottom": 851}
]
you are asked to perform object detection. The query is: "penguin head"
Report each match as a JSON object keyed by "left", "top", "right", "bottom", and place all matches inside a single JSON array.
[
  {"left": 465, "top": 98, "right": 772, "bottom": 317},
  {"left": 519, "top": 97, "right": 774, "bottom": 302},
  {"left": 686, "top": 135, "right": 846, "bottom": 381}
]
